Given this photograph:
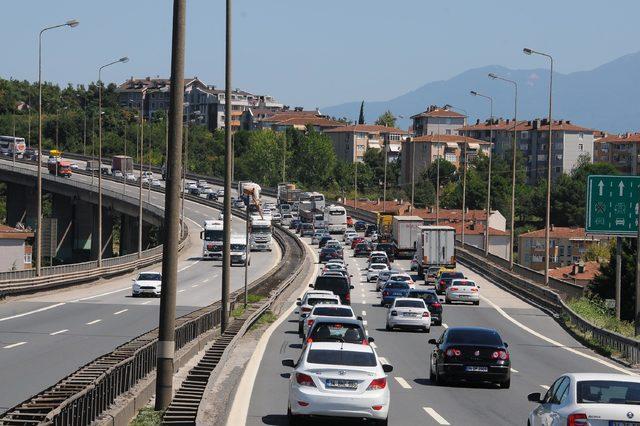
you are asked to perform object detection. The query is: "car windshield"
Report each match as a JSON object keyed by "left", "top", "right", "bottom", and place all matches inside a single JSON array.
[
  {"left": 138, "top": 273, "right": 161, "bottom": 281},
  {"left": 447, "top": 329, "right": 503, "bottom": 345},
  {"left": 371, "top": 265, "right": 387, "bottom": 270},
  {"left": 409, "top": 292, "right": 437, "bottom": 303},
  {"left": 307, "top": 298, "right": 338, "bottom": 306},
  {"left": 309, "top": 323, "right": 366, "bottom": 344},
  {"left": 385, "top": 282, "right": 409, "bottom": 289},
  {"left": 577, "top": 380, "right": 640, "bottom": 404},
  {"left": 312, "top": 307, "right": 352, "bottom": 317},
  {"left": 391, "top": 275, "right": 410, "bottom": 281},
  {"left": 441, "top": 272, "right": 465, "bottom": 279},
  {"left": 230, "top": 244, "right": 246, "bottom": 251},
  {"left": 314, "top": 277, "right": 349, "bottom": 293},
  {"left": 307, "top": 349, "right": 376, "bottom": 366},
  {"left": 395, "top": 300, "right": 425, "bottom": 308}
]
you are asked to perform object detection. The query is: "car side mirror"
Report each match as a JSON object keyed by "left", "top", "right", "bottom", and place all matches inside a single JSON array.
[
  {"left": 296, "top": 301, "right": 301, "bottom": 306},
  {"left": 504, "top": 342, "right": 508, "bottom": 348},
  {"left": 477, "top": 285, "right": 481, "bottom": 289},
  {"left": 527, "top": 392, "right": 542, "bottom": 403},
  {"left": 357, "top": 316, "right": 363, "bottom": 321},
  {"left": 350, "top": 274, "right": 353, "bottom": 278},
  {"left": 282, "top": 359, "right": 295, "bottom": 368},
  {"left": 382, "top": 364, "right": 393, "bottom": 373},
  {"left": 350, "top": 285, "right": 354, "bottom": 289},
  {"left": 368, "top": 336, "right": 375, "bottom": 343},
  {"left": 309, "top": 284, "right": 314, "bottom": 288},
  {"left": 428, "top": 338, "right": 438, "bottom": 345}
]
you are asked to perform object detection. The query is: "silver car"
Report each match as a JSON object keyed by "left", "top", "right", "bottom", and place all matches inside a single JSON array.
[{"left": 528, "top": 373, "right": 640, "bottom": 425}]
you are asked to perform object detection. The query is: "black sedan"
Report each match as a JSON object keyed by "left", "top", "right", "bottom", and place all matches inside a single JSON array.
[
  {"left": 318, "top": 235, "right": 332, "bottom": 248},
  {"left": 408, "top": 289, "right": 443, "bottom": 325},
  {"left": 436, "top": 271, "right": 465, "bottom": 295},
  {"left": 289, "top": 219, "right": 301, "bottom": 230},
  {"left": 354, "top": 220, "right": 367, "bottom": 232},
  {"left": 319, "top": 247, "right": 340, "bottom": 263},
  {"left": 429, "top": 326, "right": 510, "bottom": 388},
  {"left": 354, "top": 242, "right": 372, "bottom": 257}
]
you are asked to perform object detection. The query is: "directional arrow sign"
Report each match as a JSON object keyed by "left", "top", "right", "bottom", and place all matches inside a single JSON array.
[{"left": 586, "top": 175, "right": 640, "bottom": 235}]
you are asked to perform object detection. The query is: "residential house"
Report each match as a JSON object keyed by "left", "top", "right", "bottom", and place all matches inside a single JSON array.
[
  {"left": 413, "top": 208, "right": 506, "bottom": 232},
  {"left": 548, "top": 261, "right": 600, "bottom": 287},
  {"left": 399, "top": 134, "right": 490, "bottom": 185},
  {"left": 0, "top": 225, "right": 34, "bottom": 271},
  {"left": 594, "top": 132, "right": 640, "bottom": 174},
  {"left": 451, "top": 222, "right": 510, "bottom": 259},
  {"left": 251, "top": 110, "right": 344, "bottom": 133},
  {"left": 518, "top": 226, "right": 601, "bottom": 271},
  {"left": 458, "top": 118, "right": 595, "bottom": 184},
  {"left": 323, "top": 124, "right": 407, "bottom": 163},
  {"left": 410, "top": 105, "right": 467, "bottom": 137}
]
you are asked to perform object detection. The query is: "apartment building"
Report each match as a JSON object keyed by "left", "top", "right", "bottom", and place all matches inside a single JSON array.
[
  {"left": 249, "top": 110, "right": 344, "bottom": 133},
  {"left": 458, "top": 118, "right": 595, "bottom": 184},
  {"left": 450, "top": 222, "right": 511, "bottom": 259},
  {"left": 410, "top": 105, "right": 467, "bottom": 137},
  {"left": 116, "top": 77, "right": 282, "bottom": 132},
  {"left": 323, "top": 124, "right": 407, "bottom": 163},
  {"left": 518, "top": 226, "right": 601, "bottom": 271},
  {"left": 413, "top": 208, "right": 506, "bottom": 232},
  {"left": 594, "top": 132, "right": 640, "bottom": 174},
  {"left": 0, "top": 225, "right": 34, "bottom": 272},
  {"left": 399, "top": 134, "right": 490, "bottom": 185}
]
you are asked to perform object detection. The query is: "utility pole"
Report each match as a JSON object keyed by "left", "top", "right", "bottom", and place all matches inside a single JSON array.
[
  {"left": 461, "top": 141, "right": 468, "bottom": 245},
  {"left": 155, "top": 0, "right": 186, "bottom": 410},
  {"left": 221, "top": 0, "right": 233, "bottom": 332},
  {"left": 138, "top": 96, "right": 145, "bottom": 258}
]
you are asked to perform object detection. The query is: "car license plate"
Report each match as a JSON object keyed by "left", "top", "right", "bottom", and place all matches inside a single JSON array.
[
  {"left": 465, "top": 366, "right": 488, "bottom": 372},
  {"left": 403, "top": 312, "right": 418, "bottom": 317},
  {"left": 611, "top": 422, "right": 640, "bottom": 426},
  {"left": 326, "top": 379, "right": 358, "bottom": 389}
]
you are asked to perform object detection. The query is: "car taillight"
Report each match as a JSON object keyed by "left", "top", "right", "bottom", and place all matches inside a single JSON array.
[
  {"left": 450, "top": 287, "right": 458, "bottom": 292},
  {"left": 422, "top": 312, "right": 430, "bottom": 317},
  {"left": 432, "top": 302, "right": 442, "bottom": 309},
  {"left": 471, "top": 288, "right": 478, "bottom": 292},
  {"left": 439, "top": 280, "right": 445, "bottom": 286},
  {"left": 306, "top": 338, "right": 313, "bottom": 344},
  {"left": 383, "top": 291, "right": 389, "bottom": 297},
  {"left": 296, "top": 373, "right": 316, "bottom": 387},
  {"left": 390, "top": 310, "right": 397, "bottom": 316},
  {"left": 361, "top": 339, "right": 369, "bottom": 345},
  {"left": 301, "top": 307, "right": 311, "bottom": 312},
  {"left": 307, "top": 319, "right": 314, "bottom": 327},
  {"left": 367, "top": 378, "right": 387, "bottom": 390},
  {"left": 491, "top": 350, "right": 509, "bottom": 360},
  {"left": 345, "top": 293, "right": 350, "bottom": 303},
  {"left": 567, "top": 413, "right": 588, "bottom": 426},
  {"left": 445, "top": 348, "right": 461, "bottom": 357}
]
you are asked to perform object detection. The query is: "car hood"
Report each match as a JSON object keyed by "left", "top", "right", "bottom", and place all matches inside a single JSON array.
[{"left": 134, "top": 280, "right": 161, "bottom": 287}]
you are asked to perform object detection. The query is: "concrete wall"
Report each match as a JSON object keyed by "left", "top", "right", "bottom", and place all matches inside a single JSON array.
[
  {"left": 0, "top": 239, "right": 26, "bottom": 271},
  {"left": 562, "top": 132, "right": 594, "bottom": 171},
  {"left": 458, "top": 233, "right": 510, "bottom": 260}
]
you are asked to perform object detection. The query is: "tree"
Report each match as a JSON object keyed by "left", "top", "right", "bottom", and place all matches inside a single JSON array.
[
  {"left": 290, "top": 130, "right": 336, "bottom": 188},
  {"left": 358, "top": 101, "right": 365, "bottom": 125},
  {"left": 425, "top": 159, "right": 456, "bottom": 188},
  {"left": 375, "top": 111, "right": 396, "bottom": 128}
]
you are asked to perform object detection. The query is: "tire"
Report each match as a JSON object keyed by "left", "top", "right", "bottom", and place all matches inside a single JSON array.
[
  {"left": 501, "top": 378, "right": 511, "bottom": 389},
  {"left": 435, "top": 365, "right": 445, "bottom": 386},
  {"left": 386, "top": 323, "right": 392, "bottom": 331},
  {"left": 375, "top": 417, "right": 389, "bottom": 426},
  {"left": 429, "top": 363, "right": 436, "bottom": 382},
  {"left": 445, "top": 298, "right": 451, "bottom": 304},
  {"left": 298, "top": 322, "right": 303, "bottom": 335},
  {"left": 473, "top": 300, "right": 480, "bottom": 306},
  {"left": 424, "top": 327, "right": 430, "bottom": 333},
  {"left": 287, "top": 406, "right": 300, "bottom": 426}
]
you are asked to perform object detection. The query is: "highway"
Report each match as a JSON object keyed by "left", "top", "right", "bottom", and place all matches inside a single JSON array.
[
  {"left": 0, "top": 159, "right": 281, "bottom": 413},
  {"left": 242, "top": 233, "right": 636, "bottom": 426}
]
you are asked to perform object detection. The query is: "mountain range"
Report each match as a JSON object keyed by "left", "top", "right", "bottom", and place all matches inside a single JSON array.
[{"left": 322, "top": 51, "right": 640, "bottom": 134}]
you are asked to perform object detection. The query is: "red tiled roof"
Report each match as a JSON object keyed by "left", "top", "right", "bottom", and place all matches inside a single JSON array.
[
  {"left": 459, "top": 119, "right": 593, "bottom": 133},
  {"left": 413, "top": 209, "right": 489, "bottom": 221},
  {"left": 409, "top": 134, "right": 490, "bottom": 144},
  {"left": 411, "top": 108, "right": 466, "bottom": 119},
  {"left": 324, "top": 124, "right": 407, "bottom": 134},
  {"left": 0, "top": 225, "right": 34, "bottom": 239},
  {"left": 596, "top": 133, "right": 640, "bottom": 143},
  {"left": 549, "top": 261, "right": 600, "bottom": 284},
  {"left": 519, "top": 227, "right": 592, "bottom": 239},
  {"left": 272, "top": 116, "right": 344, "bottom": 128},
  {"left": 449, "top": 221, "right": 508, "bottom": 236}
]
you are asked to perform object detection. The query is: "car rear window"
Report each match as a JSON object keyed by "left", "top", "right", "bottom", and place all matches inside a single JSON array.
[
  {"left": 441, "top": 272, "right": 465, "bottom": 279},
  {"left": 391, "top": 275, "right": 410, "bottom": 281},
  {"left": 577, "top": 380, "right": 640, "bottom": 404},
  {"left": 371, "top": 257, "right": 387, "bottom": 263},
  {"left": 307, "top": 349, "right": 376, "bottom": 367},
  {"left": 309, "top": 322, "right": 365, "bottom": 343},
  {"left": 371, "top": 265, "right": 387, "bottom": 270},
  {"left": 138, "top": 273, "right": 161, "bottom": 281},
  {"left": 452, "top": 280, "right": 476, "bottom": 287},
  {"left": 409, "top": 292, "right": 437, "bottom": 303},
  {"left": 385, "top": 282, "right": 410, "bottom": 289},
  {"left": 395, "top": 300, "right": 426, "bottom": 308},
  {"left": 308, "top": 298, "right": 339, "bottom": 306},
  {"left": 314, "top": 277, "right": 349, "bottom": 294},
  {"left": 447, "top": 329, "right": 503, "bottom": 345},
  {"left": 312, "top": 307, "right": 352, "bottom": 317}
]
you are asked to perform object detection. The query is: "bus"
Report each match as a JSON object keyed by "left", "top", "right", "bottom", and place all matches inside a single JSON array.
[
  {"left": 325, "top": 204, "right": 347, "bottom": 234},
  {"left": 0, "top": 136, "right": 26, "bottom": 157},
  {"left": 300, "top": 191, "right": 325, "bottom": 211}
]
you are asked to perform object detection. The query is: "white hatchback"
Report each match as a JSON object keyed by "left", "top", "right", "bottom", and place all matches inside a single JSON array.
[
  {"left": 445, "top": 278, "right": 480, "bottom": 305},
  {"left": 386, "top": 298, "right": 430, "bottom": 332},
  {"left": 528, "top": 373, "right": 640, "bottom": 425},
  {"left": 283, "top": 342, "right": 392, "bottom": 425},
  {"left": 131, "top": 271, "right": 162, "bottom": 297},
  {"left": 367, "top": 263, "right": 389, "bottom": 282},
  {"left": 302, "top": 304, "right": 355, "bottom": 337}
]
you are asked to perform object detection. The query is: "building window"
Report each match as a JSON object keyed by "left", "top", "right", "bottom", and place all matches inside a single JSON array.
[
  {"left": 578, "top": 143, "right": 583, "bottom": 151},
  {"left": 445, "top": 129, "right": 451, "bottom": 135},
  {"left": 24, "top": 253, "right": 32, "bottom": 264}
]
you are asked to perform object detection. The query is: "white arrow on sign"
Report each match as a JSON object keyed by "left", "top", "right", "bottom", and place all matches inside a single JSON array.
[
  {"left": 619, "top": 181, "right": 625, "bottom": 196},
  {"left": 598, "top": 180, "right": 604, "bottom": 196}
]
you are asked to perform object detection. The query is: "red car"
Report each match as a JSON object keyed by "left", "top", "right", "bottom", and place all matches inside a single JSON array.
[{"left": 351, "top": 236, "right": 366, "bottom": 249}]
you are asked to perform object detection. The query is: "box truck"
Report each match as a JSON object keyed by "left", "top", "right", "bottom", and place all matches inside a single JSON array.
[
  {"left": 391, "top": 216, "right": 423, "bottom": 258},
  {"left": 415, "top": 225, "right": 456, "bottom": 277}
]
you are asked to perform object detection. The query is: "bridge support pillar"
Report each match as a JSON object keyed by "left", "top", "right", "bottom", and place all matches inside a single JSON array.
[
  {"left": 51, "top": 194, "right": 74, "bottom": 262},
  {"left": 91, "top": 206, "right": 114, "bottom": 260},
  {"left": 119, "top": 214, "right": 138, "bottom": 255},
  {"left": 73, "top": 200, "right": 94, "bottom": 262},
  {"left": 6, "top": 183, "right": 37, "bottom": 229}
]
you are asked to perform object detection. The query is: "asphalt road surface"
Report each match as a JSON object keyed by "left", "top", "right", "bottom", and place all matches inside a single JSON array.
[{"left": 0, "top": 159, "right": 281, "bottom": 413}]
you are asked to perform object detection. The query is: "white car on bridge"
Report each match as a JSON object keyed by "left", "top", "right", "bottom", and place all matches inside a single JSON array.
[
  {"left": 131, "top": 271, "right": 162, "bottom": 297},
  {"left": 282, "top": 341, "right": 392, "bottom": 425}
]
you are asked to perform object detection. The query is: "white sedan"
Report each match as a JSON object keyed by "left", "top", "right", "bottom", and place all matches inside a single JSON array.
[
  {"left": 528, "top": 373, "right": 640, "bottom": 425},
  {"left": 283, "top": 342, "right": 392, "bottom": 425},
  {"left": 131, "top": 271, "right": 162, "bottom": 297},
  {"left": 343, "top": 230, "right": 358, "bottom": 243},
  {"left": 367, "top": 263, "right": 389, "bottom": 282},
  {"left": 389, "top": 273, "right": 415, "bottom": 289},
  {"left": 385, "top": 298, "right": 430, "bottom": 332},
  {"left": 445, "top": 278, "right": 480, "bottom": 305},
  {"left": 302, "top": 304, "right": 354, "bottom": 337}
]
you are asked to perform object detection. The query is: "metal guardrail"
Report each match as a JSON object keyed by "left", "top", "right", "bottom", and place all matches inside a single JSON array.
[
  {"left": 455, "top": 243, "right": 640, "bottom": 366},
  {"left": 0, "top": 197, "right": 306, "bottom": 426}
]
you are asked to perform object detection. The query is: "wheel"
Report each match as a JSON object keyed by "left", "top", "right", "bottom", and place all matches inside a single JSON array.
[
  {"left": 424, "top": 327, "right": 430, "bottom": 333},
  {"left": 375, "top": 417, "right": 388, "bottom": 426},
  {"left": 500, "top": 378, "right": 511, "bottom": 389},
  {"left": 435, "top": 364, "right": 445, "bottom": 386},
  {"left": 435, "top": 320, "right": 442, "bottom": 326},
  {"left": 386, "top": 323, "right": 392, "bottom": 331},
  {"left": 287, "top": 406, "right": 301, "bottom": 426},
  {"left": 445, "top": 298, "right": 451, "bottom": 304},
  {"left": 298, "top": 322, "right": 303, "bottom": 335},
  {"left": 473, "top": 300, "right": 480, "bottom": 306},
  {"left": 429, "top": 363, "right": 436, "bottom": 382}
]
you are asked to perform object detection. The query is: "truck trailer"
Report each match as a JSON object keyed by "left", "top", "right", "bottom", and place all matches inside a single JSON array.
[
  {"left": 391, "top": 216, "right": 423, "bottom": 258},
  {"left": 415, "top": 225, "right": 456, "bottom": 277},
  {"left": 112, "top": 155, "right": 134, "bottom": 174}
]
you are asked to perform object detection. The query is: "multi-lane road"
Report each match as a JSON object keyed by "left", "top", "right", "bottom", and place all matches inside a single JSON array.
[
  {"left": 0, "top": 159, "right": 281, "bottom": 413},
  {"left": 240, "top": 232, "right": 636, "bottom": 425}
]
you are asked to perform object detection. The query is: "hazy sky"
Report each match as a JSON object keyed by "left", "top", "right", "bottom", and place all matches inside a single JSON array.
[{"left": 3, "top": 0, "right": 639, "bottom": 108}]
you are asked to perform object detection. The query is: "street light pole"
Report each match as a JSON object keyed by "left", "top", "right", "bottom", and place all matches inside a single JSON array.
[
  {"left": 489, "top": 73, "right": 519, "bottom": 268},
  {"left": 444, "top": 104, "right": 468, "bottom": 244},
  {"left": 138, "top": 95, "right": 145, "bottom": 257},
  {"left": 98, "top": 56, "right": 129, "bottom": 267},
  {"left": 470, "top": 90, "right": 493, "bottom": 256},
  {"left": 524, "top": 47, "right": 553, "bottom": 285},
  {"left": 155, "top": 0, "right": 186, "bottom": 410},
  {"left": 36, "top": 19, "right": 79, "bottom": 276}
]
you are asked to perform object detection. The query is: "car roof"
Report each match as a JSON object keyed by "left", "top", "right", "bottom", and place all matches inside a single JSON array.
[
  {"left": 308, "top": 341, "right": 374, "bottom": 353},
  {"left": 451, "top": 279, "right": 475, "bottom": 285},
  {"left": 447, "top": 326, "right": 499, "bottom": 334},
  {"left": 304, "top": 290, "right": 333, "bottom": 297},
  {"left": 370, "top": 251, "right": 387, "bottom": 255},
  {"left": 394, "top": 297, "right": 425, "bottom": 303},
  {"left": 306, "top": 294, "right": 340, "bottom": 300},
  {"left": 313, "top": 317, "right": 362, "bottom": 326},
  {"left": 390, "top": 272, "right": 410, "bottom": 277},
  {"left": 409, "top": 289, "right": 437, "bottom": 294},
  {"left": 563, "top": 373, "right": 640, "bottom": 382},
  {"left": 311, "top": 304, "right": 352, "bottom": 313}
]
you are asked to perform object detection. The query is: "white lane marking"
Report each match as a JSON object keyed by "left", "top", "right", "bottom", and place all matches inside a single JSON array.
[
  {"left": 442, "top": 323, "right": 449, "bottom": 329},
  {"left": 362, "top": 310, "right": 367, "bottom": 316},
  {"left": 540, "top": 385, "right": 550, "bottom": 390},
  {"left": 423, "top": 407, "right": 450, "bottom": 425},
  {"left": 480, "top": 295, "right": 636, "bottom": 376},
  {"left": 113, "top": 309, "right": 128, "bottom": 315},
  {"left": 49, "top": 329, "right": 68, "bottom": 336},
  {"left": 3, "top": 341, "right": 27, "bottom": 349},
  {"left": 178, "top": 289, "right": 186, "bottom": 293},
  {"left": 178, "top": 260, "right": 200, "bottom": 272},
  {"left": 394, "top": 377, "right": 412, "bottom": 389},
  {"left": 141, "top": 300, "right": 152, "bottom": 305},
  {"left": 0, "top": 302, "right": 66, "bottom": 323},
  {"left": 71, "top": 287, "right": 129, "bottom": 303},
  {"left": 370, "top": 342, "right": 377, "bottom": 349},
  {"left": 86, "top": 319, "right": 102, "bottom": 325},
  {"left": 202, "top": 278, "right": 210, "bottom": 283},
  {"left": 511, "top": 368, "right": 519, "bottom": 373},
  {"left": 191, "top": 284, "right": 200, "bottom": 288},
  {"left": 363, "top": 320, "right": 368, "bottom": 325},
  {"left": 379, "top": 357, "right": 388, "bottom": 364}
]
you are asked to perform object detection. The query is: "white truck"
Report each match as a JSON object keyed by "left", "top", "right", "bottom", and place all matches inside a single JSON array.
[
  {"left": 249, "top": 217, "right": 272, "bottom": 251},
  {"left": 200, "top": 220, "right": 224, "bottom": 259},
  {"left": 415, "top": 225, "right": 456, "bottom": 277},
  {"left": 391, "top": 216, "right": 424, "bottom": 259},
  {"left": 230, "top": 235, "right": 249, "bottom": 266}
]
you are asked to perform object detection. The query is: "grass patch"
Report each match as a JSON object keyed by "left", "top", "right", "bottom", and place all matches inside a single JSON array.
[
  {"left": 250, "top": 310, "right": 277, "bottom": 332},
  {"left": 130, "top": 407, "right": 163, "bottom": 426},
  {"left": 567, "top": 297, "right": 635, "bottom": 338},
  {"left": 231, "top": 306, "right": 246, "bottom": 318},
  {"left": 247, "top": 294, "right": 265, "bottom": 303}
]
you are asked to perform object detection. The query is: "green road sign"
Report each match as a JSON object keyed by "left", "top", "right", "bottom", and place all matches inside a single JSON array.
[{"left": 586, "top": 175, "right": 640, "bottom": 235}]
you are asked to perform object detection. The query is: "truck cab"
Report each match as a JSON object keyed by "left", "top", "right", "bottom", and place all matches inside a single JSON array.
[
  {"left": 200, "top": 220, "right": 224, "bottom": 259},
  {"left": 250, "top": 218, "right": 272, "bottom": 251},
  {"left": 230, "top": 236, "right": 249, "bottom": 266}
]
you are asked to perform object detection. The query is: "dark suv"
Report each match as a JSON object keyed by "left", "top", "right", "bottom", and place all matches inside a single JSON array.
[
  {"left": 375, "top": 243, "right": 395, "bottom": 262},
  {"left": 311, "top": 275, "right": 354, "bottom": 304},
  {"left": 408, "top": 289, "right": 443, "bottom": 325}
]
